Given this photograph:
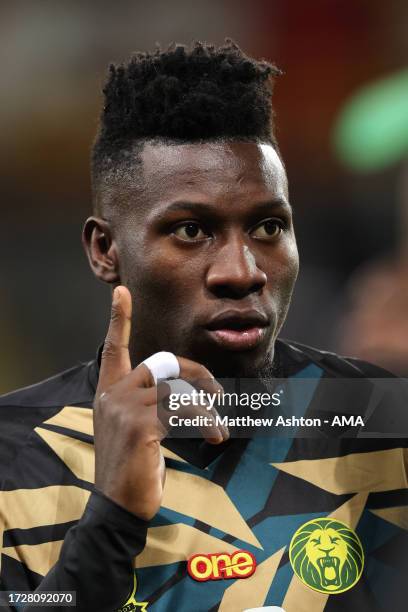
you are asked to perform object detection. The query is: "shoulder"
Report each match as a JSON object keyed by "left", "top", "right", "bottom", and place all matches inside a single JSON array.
[
  {"left": 0, "top": 360, "right": 97, "bottom": 471},
  {"left": 276, "top": 338, "right": 396, "bottom": 378},
  {"left": 0, "top": 360, "right": 97, "bottom": 408}
]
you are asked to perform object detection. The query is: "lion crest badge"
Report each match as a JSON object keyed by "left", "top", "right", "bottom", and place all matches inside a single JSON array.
[{"left": 289, "top": 518, "right": 364, "bottom": 594}]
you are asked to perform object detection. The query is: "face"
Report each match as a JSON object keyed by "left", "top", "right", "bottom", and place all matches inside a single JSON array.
[
  {"left": 88, "top": 141, "right": 299, "bottom": 377},
  {"left": 305, "top": 528, "right": 347, "bottom": 589}
]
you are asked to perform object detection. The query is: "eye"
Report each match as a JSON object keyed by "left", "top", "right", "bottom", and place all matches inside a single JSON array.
[
  {"left": 251, "top": 219, "right": 283, "bottom": 240},
  {"left": 310, "top": 537, "right": 321, "bottom": 546},
  {"left": 330, "top": 536, "right": 340, "bottom": 544},
  {"left": 172, "top": 222, "right": 209, "bottom": 242}
]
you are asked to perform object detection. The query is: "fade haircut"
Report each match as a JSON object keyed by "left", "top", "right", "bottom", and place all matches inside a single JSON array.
[{"left": 91, "top": 39, "right": 281, "bottom": 213}]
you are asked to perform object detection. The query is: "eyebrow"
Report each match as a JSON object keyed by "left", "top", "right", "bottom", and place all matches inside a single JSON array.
[{"left": 152, "top": 198, "right": 292, "bottom": 219}]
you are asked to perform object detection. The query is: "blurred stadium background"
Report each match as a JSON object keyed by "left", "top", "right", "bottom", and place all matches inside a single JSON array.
[{"left": 1, "top": 0, "right": 408, "bottom": 392}]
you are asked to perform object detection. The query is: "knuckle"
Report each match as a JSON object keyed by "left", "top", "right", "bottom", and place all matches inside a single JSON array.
[
  {"left": 97, "top": 397, "right": 132, "bottom": 431},
  {"left": 101, "top": 339, "right": 117, "bottom": 360},
  {"left": 95, "top": 389, "right": 113, "bottom": 411},
  {"left": 197, "top": 364, "right": 213, "bottom": 380},
  {"left": 110, "top": 306, "right": 121, "bottom": 323},
  {"left": 96, "top": 388, "right": 153, "bottom": 431}
]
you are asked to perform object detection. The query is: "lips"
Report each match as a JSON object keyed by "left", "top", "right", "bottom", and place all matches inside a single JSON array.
[{"left": 204, "top": 310, "right": 270, "bottom": 351}]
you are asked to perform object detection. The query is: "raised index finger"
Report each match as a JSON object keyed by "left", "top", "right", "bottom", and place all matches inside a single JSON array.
[{"left": 97, "top": 285, "right": 132, "bottom": 395}]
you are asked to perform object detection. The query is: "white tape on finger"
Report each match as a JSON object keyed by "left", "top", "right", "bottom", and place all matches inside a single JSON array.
[{"left": 142, "top": 351, "right": 180, "bottom": 384}]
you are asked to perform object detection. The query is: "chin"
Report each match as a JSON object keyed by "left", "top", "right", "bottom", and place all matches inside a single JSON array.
[{"left": 200, "top": 347, "right": 274, "bottom": 379}]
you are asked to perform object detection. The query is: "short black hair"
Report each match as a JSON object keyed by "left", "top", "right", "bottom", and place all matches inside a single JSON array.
[{"left": 92, "top": 40, "right": 281, "bottom": 209}]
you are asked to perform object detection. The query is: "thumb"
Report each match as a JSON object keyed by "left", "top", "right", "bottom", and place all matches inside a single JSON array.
[{"left": 97, "top": 285, "right": 132, "bottom": 394}]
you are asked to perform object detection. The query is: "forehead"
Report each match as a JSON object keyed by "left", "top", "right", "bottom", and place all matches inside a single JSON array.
[
  {"left": 309, "top": 528, "right": 324, "bottom": 538},
  {"left": 326, "top": 528, "right": 342, "bottom": 538},
  {"left": 308, "top": 528, "right": 342, "bottom": 539},
  {"left": 139, "top": 141, "right": 288, "bottom": 208}
]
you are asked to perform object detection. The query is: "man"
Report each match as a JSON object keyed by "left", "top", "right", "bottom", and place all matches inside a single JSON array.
[{"left": 0, "top": 41, "right": 407, "bottom": 612}]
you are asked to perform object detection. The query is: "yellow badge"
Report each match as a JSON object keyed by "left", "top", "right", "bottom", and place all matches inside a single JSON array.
[
  {"left": 289, "top": 518, "right": 364, "bottom": 594},
  {"left": 117, "top": 574, "right": 148, "bottom": 611}
]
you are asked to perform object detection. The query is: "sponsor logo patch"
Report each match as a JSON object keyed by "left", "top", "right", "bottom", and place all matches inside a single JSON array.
[
  {"left": 289, "top": 518, "right": 364, "bottom": 594},
  {"left": 188, "top": 550, "right": 256, "bottom": 581}
]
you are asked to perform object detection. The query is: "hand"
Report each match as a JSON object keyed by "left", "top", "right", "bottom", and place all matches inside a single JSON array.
[{"left": 93, "top": 285, "right": 228, "bottom": 520}]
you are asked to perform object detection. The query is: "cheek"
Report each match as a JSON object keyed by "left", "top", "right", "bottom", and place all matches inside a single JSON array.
[
  {"left": 264, "top": 238, "right": 299, "bottom": 293},
  {"left": 285, "top": 240, "right": 300, "bottom": 287},
  {"left": 125, "top": 244, "right": 201, "bottom": 311},
  {"left": 265, "top": 240, "right": 299, "bottom": 333}
]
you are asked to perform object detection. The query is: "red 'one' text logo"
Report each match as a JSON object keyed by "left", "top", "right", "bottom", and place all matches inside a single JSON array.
[{"left": 187, "top": 550, "right": 256, "bottom": 581}]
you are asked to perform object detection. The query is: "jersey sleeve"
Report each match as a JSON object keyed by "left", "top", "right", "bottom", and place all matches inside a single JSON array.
[{"left": 22, "top": 489, "right": 148, "bottom": 612}]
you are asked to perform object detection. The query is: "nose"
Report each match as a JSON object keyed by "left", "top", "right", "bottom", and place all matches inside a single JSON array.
[
  {"left": 319, "top": 546, "right": 335, "bottom": 555},
  {"left": 206, "top": 237, "right": 267, "bottom": 299}
]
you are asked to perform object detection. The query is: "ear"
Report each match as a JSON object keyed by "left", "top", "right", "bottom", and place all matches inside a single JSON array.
[{"left": 82, "top": 216, "right": 120, "bottom": 283}]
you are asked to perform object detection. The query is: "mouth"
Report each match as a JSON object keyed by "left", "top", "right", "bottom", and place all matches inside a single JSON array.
[
  {"left": 317, "top": 556, "right": 341, "bottom": 587},
  {"left": 204, "top": 310, "right": 270, "bottom": 351}
]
